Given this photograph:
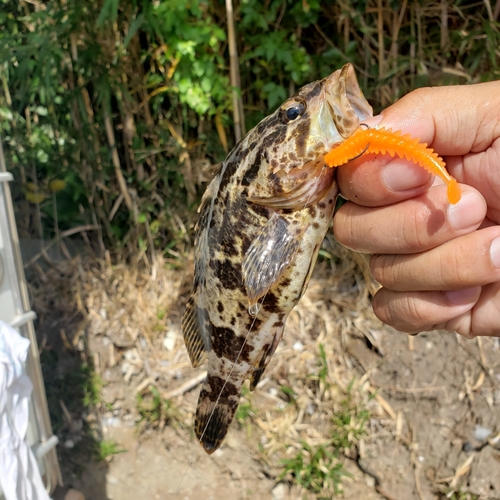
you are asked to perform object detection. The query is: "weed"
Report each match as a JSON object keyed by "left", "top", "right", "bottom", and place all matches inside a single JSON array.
[
  {"left": 136, "top": 386, "right": 179, "bottom": 430},
  {"left": 280, "top": 441, "right": 347, "bottom": 496},
  {"left": 235, "top": 400, "right": 255, "bottom": 425},
  {"left": 280, "top": 345, "right": 370, "bottom": 496},
  {"left": 81, "top": 363, "right": 104, "bottom": 408},
  {"left": 445, "top": 491, "right": 479, "bottom": 500},
  {"left": 234, "top": 385, "right": 256, "bottom": 441},
  {"left": 331, "top": 398, "right": 370, "bottom": 451},
  {"left": 279, "top": 385, "right": 297, "bottom": 405},
  {"left": 94, "top": 439, "right": 126, "bottom": 462}
]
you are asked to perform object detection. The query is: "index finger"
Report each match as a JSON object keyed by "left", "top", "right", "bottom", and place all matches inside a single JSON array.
[{"left": 337, "top": 80, "right": 500, "bottom": 207}]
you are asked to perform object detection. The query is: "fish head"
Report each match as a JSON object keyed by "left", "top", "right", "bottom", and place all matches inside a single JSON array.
[
  {"left": 270, "top": 63, "right": 373, "bottom": 173},
  {"left": 246, "top": 63, "right": 372, "bottom": 207}
]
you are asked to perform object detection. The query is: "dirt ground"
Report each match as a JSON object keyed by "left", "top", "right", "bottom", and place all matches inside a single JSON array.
[{"left": 31, "top": 240, "right": 500, "bottom": 500}]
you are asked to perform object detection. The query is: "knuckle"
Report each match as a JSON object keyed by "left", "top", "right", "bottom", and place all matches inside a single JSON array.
[
  {"left": 397, "top": 87, "right": 431, "bottom": 114},
  {"left": 370, "top": 254, "right": 396, "bottom": 286},
  {"left": 442, "top": 245, "right": 472, "bottom": 287},
  {"left": 373, "top": 289, "right": 424, "bottom": 333}
]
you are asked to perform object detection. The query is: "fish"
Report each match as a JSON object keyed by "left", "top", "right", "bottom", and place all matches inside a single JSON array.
[{"left": 182, "top": 63, "right": 373, "bottom": 454}]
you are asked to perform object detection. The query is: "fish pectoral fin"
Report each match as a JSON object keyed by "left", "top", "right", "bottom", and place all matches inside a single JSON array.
[
  {"left": 181, "top": 295, "right": 210, "bottom": 368},
  {"left": 242, "top": 213, "right": 305, "bottom": 305}
]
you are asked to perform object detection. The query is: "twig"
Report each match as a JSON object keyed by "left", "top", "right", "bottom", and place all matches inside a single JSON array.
[
  {"left": 494, "top": 0, "right": 500, "bottom": 20},
  {"left": 135, "top": 376, "right": 158, "bottom": 394},
  {"left": 24, "top": 224, "right": 100, "bottom": 268},
  {"left": 484, "top": 0, "right": 494, "bottom": 21},
  {"left": 414, "top": 465, "right": 427, "bottom": 500},
  {"left": 162, "top": 371, "right": 207, "bottom": 400}
]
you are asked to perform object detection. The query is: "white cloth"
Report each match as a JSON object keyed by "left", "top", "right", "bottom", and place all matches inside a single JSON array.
[{"left": 0, "top": 320, "right": 50, "bottom": 500}]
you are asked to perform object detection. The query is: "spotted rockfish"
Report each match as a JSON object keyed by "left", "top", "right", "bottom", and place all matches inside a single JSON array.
[{"left": 182, "top": 64, "right": 373, "bottom": 454}]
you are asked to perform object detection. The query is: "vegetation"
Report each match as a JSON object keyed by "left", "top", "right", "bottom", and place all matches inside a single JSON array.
[
  {"left": 1, "top": 0, "right": 499, "bottom": 263},
  {"left": 94, "top": 438, "right": 126, "bottom": 462},
  {"left": 278, "top": 343, "right": 371, "bottom": 497},
  {"left": 280, "top": 440, "right": 347, "bottom": 496},
  {"left": 136, "top": 385, "right": 179, "bottom": 430}
]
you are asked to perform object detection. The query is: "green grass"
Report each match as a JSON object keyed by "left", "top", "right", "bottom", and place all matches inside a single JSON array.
[
  {"left": 445, "top": 490, "right": 480, "bottom": 500},
  {"left": 136, "top": 386, "right": 179, "bottom": 429},
  {"left": 280, "top": 441, "right": 348, "bottom": 496},
  {"left": 94, "top": 439, "right": 126, "bottom": 462},
  {"left": 280, "top": 345, "right": 370, "bottom": 496},
  {"left": 81, "top": 363, "right": 104, "bottom": 407}
]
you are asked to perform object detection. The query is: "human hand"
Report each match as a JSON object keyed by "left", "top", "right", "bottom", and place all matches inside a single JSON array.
[{"left": 333, "top": 81, "right": 500, "bottom": 337}]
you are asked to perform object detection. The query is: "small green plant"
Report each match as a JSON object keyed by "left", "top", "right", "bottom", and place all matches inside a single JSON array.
[
  {"left": 280, "top": 441, "right": 347, "bottom": 496},
  {"left": 307, "top": 343, "right": 331, "bottom": 392},
  {"left": 81, "top": 363, "right": 104, "bottom": 408},
  {"left": 444, "top": 489, "right": 479, "bottom": 500},
  {"left": 281, "top": 347, "right": 370, "bottom": 496},
  {"left": 279, "top": 385, "right": 297, "bottom": 405},
  {"left": 235, "top": 385, "right": 256, "bottom": 442},
  {"left": 94, "top": 439, "right": 126, "bottom": 462},
  {"left": 331, "top": 398, "right": 370, "bottom": 451},
  {"left": 136, "top": 386, "right": 179, "bottom": 429}
]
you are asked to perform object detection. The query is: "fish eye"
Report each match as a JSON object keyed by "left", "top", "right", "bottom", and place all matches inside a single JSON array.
[{"left": 280, "top": 100, "right": 306, "bottom": 124}]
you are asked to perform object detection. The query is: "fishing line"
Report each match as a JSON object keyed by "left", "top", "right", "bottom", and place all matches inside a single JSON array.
[
  {"left": 177, "top": 120, "right": 336, "bottom": 493},
  {"left": 176, "top": 291, "right": 269, "bottom": 493},
  {"left": 346, "top": 123, "right": 371, "bottom": 162}
]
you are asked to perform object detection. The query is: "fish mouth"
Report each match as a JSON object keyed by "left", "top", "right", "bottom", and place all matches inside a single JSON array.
[{"left": 323, "top": 63, "right": 373, "bottom": 145}]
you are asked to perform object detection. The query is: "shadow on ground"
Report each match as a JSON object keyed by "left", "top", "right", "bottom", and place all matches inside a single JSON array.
[{"left": 24, "top": 240, "right": 110, "bottom": 500}]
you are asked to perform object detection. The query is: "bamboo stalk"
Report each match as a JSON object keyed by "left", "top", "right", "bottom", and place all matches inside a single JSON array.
[
  {"left": 225, "top": 0, "right": 245, "bottom": 143},
  {"left": 410, "top": 4, "right": 416, "bottom": 87},
  {"left": 377, "top": 0, "right": 385, "bottom": 80},
  {"left": 103, "top": 108, "right": 133, "bottom": 211},
  {"left": 440, "top": 0, "right": 448, "bottom": 49},
  {"left": 390, "top": 0, "right": 407, "bottom": 95}
]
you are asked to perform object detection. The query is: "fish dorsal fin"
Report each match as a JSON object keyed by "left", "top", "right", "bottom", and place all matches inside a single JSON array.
[
  {"left": 242, "top": 213, "right": 305, "bottom": 305},
  {"left": 181, "top": 295, "right": 210, "bottom": 367}
]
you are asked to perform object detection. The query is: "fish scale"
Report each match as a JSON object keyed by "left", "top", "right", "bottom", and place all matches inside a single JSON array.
[{"left": 182, "top": 63, "right": 373, "bottom": 454}]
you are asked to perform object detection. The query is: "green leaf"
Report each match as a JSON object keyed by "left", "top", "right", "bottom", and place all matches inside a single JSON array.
[{"left": 123, "top": 13, "right": 144, "bottom": 49}]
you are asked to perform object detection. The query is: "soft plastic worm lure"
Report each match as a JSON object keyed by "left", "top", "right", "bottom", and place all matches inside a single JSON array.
[{"left": 324, "top": 127, "right": 461, "bottom": 204}]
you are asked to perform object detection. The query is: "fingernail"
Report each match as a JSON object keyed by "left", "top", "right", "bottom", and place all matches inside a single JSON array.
[
  {"left": 382, "top": 160, "right": 431, "bottom": 192},
  {"left": 447, "top": 191, "right": 485, "bottom": 231},
  {"left": 446, "top": 286, "right": 480, "bottom": 305},
  {"left": 490, "top": 237, "right": 500, "bottom": 268},
  {"left": 362, "top": 114, "right": 383, "bottom": 128}
]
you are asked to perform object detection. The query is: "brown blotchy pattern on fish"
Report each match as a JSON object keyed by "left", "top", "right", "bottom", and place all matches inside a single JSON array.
[
  {"left": 211, "top": 325, "right": 254, "bottom": 363},
  {"left": 182, "top": 63, "right": 373, "bottom": 455}
]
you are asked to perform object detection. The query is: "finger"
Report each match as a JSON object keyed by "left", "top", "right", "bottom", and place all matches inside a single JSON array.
[
  {"left": 375, "top": 81, "right": 500, "bottom": 155},
  {"left": 467, "top": 281, "right": 500, "bottom": 336},
  {"left": 334, "top": 185, "right": 486, "bottom": 254},
  {"left": 372, "top": 286, "right": 481, "bottom": 334},
  {"left": 449, "top": 139, "right": 500, "bottom": 225},
  {"left": 336, "top": 154, "right": 433, "bottom": 207},
  {"left": 371, "top": 226, "right": 500, "bottom": 291}
]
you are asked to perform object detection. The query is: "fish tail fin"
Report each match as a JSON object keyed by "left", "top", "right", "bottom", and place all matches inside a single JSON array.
[{"left": 195, "top": 379, "right": 240, "bottom": 454}]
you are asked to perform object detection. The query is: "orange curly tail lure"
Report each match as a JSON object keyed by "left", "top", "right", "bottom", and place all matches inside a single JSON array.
[{"left": 324, "top": 127, "right": 462, "bottom": 204}]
